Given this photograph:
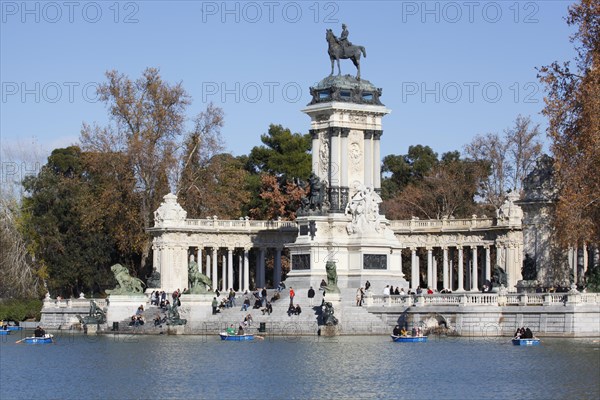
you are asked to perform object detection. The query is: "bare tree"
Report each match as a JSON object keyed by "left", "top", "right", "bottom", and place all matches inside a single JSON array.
[{"left": 464, "top": 115, "right": 542, "bottom": 209}]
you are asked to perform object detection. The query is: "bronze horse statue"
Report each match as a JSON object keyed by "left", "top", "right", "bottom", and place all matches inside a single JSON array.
[{"left": 326, "top": 29, "right": 367, "bottom": 79}]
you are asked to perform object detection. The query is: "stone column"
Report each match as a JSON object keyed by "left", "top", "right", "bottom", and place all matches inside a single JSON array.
[
  {"left": 583, "top": 243, "right": 589, "bottom": 276},
  {"left": 411, "top": 248, "right": 419, "bottom": 290},
  {"left": 227, "top": 247, "right": 234, "bottom": 291},
  {"left": 340, "top": 128, "right": 350, "bottom": 207},
  {"left": 457, "top": 246, "right": 464, "bottom": 292},
  {"left": 244, "top": 248, "right": 251, "bottom": 291},
  {"left": 449, "top": 258, "right": 453, "bottom": 291},
  {"left": 373, "top": 130, "right": 382, "bottom": 190},
  {"left": 221, "top": 254, "right": 227, "bottom": 292},
  {"left": 471, "top": 246, "right": 478, "bottom": 291},
  {"left": 273, "top": 247, "right": 282, "bottom": 289},
  {"left": 426, "top": 247, "right": 433, "bottom": 289},
  {"left": 238, "top": 252, "right": 243, "bottom": 292},
  {"left": 433, "top": 257, "right": 438, "bottom": 291},
  {"left": 328, "top": 127, "right": 341, "bottom": 211},
  {"left": 485, "top": 246, "right": 491, "bottom": 281},
  {"left": 205, "top": 250, "right": 211, "bottom": 279},
  {"left": 364, "top": 130, "right": 373, "bottom": 187},
  {"left": 443, "top": 247, "right": 449, "bottom": 291},
  {"left": 310, "top": 129, "right": 320, "bottom": 175},
  {"left": 212, "top": 248, "right": 218, "bottom": 291},
  {"left": 258, "top": 247, "right": 266, "bottom": 288}
]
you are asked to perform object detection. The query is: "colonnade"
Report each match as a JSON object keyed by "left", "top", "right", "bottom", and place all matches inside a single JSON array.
[
  {"left": 189, "top": 246, "right": 284, "bottom": 292},
  {"left": 402, "top": 243, "right": 520, "bottom": 292}
]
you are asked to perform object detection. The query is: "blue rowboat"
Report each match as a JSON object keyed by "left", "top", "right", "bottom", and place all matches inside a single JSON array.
[
  {"left": 391, "top": 335, "right": 428, "bottom": 343},
  {"left": 7, "top": 326, "right": 23, "bottom": 331},
  {"left": 21, "top": 335, "right": 54, "bottom": 344},
  {"left": 512, "top": 338, "right": 540, "bottom": 346},
  {"left": 0, "top": 330, "right": 10, "bottom": 335},
  {"left": 219, "top": 332, "right": 254, "bottom": 341}
]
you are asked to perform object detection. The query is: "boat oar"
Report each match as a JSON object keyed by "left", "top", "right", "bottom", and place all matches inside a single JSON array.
[
  {"left": 255, "top": 335, "right": 264, "bottom": 340},
  {"left": 15, "top": 338, "right": 24, "bottom": 344}
]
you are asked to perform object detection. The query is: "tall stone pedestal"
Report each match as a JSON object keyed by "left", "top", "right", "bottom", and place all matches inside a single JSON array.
[{"left": 106, "top": 295, "right": 147, "bottom": 324}]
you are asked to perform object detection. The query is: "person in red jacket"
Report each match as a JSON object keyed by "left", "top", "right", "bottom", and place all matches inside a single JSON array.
[{"left": 289, "top": 287, "right": 295, "bottom": 306}]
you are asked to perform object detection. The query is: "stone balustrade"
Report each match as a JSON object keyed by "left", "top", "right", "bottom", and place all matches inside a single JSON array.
[
  {"left": 388, "top": 217, "right": 495, "bottom": 233},
  {"left": 183, "top": 218, "right": 297, "bottom": 232},
  {"left": 365, "top": 292, "right": 600, "bottom": 307},
  {"left": 43, "top": 297, "right": 109, "bottom": 309}
]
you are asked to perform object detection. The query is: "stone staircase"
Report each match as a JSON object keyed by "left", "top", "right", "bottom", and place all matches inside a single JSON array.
[{"left": 106, "top": 288, "right": 391, "bottom": 336}]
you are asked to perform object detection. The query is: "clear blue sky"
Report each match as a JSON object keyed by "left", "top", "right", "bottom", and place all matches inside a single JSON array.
[{"left": 1, "top": 1, "right": 577, "bottom": 164}]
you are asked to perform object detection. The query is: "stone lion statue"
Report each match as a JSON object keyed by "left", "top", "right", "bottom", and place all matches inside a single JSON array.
[
  {"left": 106, "top": 264, "right": 145, "bottom": 295},
  {"left": 188, "top": 264, "right": 212, "bottom": 294},
  {"left": 325, "top": 261, "right": 340, "bottom": 294}
]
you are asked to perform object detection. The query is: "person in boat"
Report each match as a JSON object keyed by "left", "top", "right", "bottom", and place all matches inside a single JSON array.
[
  {"left": 392, "top": 325, "right": 401, "bottom": 336},
  {"left": 400, "top": 327, "right": 408, "bottom": 336},
  {"left": 34, "top": 325, "right": 45, "bottom": 337},
  {"left": 523, "top": 327, "right": 534, "bottom": 339},
  {"left": 411, "top": 326, "right": 417, "bottom": 337},
  {"left": 226, "top": 324, "right": 236, "bottom": 335}
]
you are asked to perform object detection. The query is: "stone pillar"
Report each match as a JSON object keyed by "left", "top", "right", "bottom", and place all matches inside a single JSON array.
[
  {"left": 411, "top": 248, "right": 419, "bottom": 290},
  {"left": 205, "top": 250, "right": 211, "bottom": 279},
  {"left": 238, "top": 252, "right": 243, "bottom": 292},
  {"left": 426, "top": 247, "right": 433, "bottom": 289},
  {"left": 485, "top": 246, "right": 491, "bottom": 281},
  {"left": 443, "top": 247, "right": 449, "bottom": 291},
  {"left": 243, "top": 248, "right": 250, "bottom": 292},
  {"left": 433, "top": 257, "right": 438, "bottom": 291},
  {"left": 471, "top": 246, "right": 478, "bottom": 291},
  {"left": 227, "top": 247, "right": 234, "bottom": 291},
  {"left": 583, "top": 243, "right": 589, "bottom": 276},
  {"left": 373, "top": 131, "right": 382, "bottom": 190},
  {"left": 457, "top": 246, "right": 464, "bottom": 292},
  {"left": 258, "top": 247, "right": 266, "bottom": 288},
  {"left": 310, "top": 129, "right": 320, "bottom": 173},
  {"left": 328, "top": 127, "right": 341, "bottom": 211},
  {"left": 221, "top": 254, "right": 227, "bottom": 292},
  {"left": 363, "top": 130, "right": 373, "bottom": 187},
  {"left": 274, "top": 247, "right": 282, "bottom": 289},
  {"left": 212, "top": 248, "right": 218, "bottom": 291},
  {"left": 340, "top": 128, "right": 350, "bottom": 207}
]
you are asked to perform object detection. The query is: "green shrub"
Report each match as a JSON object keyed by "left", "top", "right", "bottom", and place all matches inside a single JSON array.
[{"left": 0, "top": 299, "right": 43, "bottom": 321}]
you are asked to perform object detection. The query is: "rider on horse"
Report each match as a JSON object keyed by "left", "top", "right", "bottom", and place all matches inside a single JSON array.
[{"left": 336, "top": 24, "right": 353, "bottom": 57}]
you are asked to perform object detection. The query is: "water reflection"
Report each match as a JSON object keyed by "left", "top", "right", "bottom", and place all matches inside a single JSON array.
[{"left": 1, "top": 334, "right": 598, "bottom": 399}]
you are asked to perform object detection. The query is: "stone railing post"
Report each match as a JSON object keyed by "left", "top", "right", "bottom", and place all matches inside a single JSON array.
[
  {"left": 567, "top": 284, "right": 581, "bottom": 305},
  {"left": 364, "top": 291, "right": 373, "bottom": 307},
  {"left": 415, "top": 294, "right": 425, "bottom": 307},
  {"left": 497, "top": 287, "right": 507, "bottom": 306},
  {"left": 543, "top": 293, "right": 552, "bottom": 306},
  {"left": 459, "top": 294, "right": 468, "bottom": 307},
  {"left": 67, "top": 298, "right": 72, "bottom": 308},
  {"left": 405, "top": 295, "right": 413, "bottom": 307},
  {"left": 519, "top": 293, "right": 528, "bottom": 306}
]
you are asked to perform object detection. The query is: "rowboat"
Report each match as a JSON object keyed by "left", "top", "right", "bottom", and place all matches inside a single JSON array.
[
  {"left": 7, "top": 326, "right": 23, "bottom": 331},
  {"left": 219, "top": 332, "right": 254, "bottom": 341},
  {"left": 391, "top": 335, "right": 428, "bottom": 343},
  {"left": 512, "top": 338, "right": 540, "bottom": 346},
  {"left": 20, "top": 334, "right": 54, "bottom": 344},
  {"left": 0, "top": 330, "right": 10, "bottom": 335}
]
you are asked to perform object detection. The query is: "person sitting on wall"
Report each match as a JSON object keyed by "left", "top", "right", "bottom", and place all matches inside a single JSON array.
[
  {"left": 253, "top": 298, "right": 262, "bottom": 309},
  {"left": 262, "top": 301, "right": 273, "bottom": 315},
  {"left": 270, "top": 292, "right": 280, "bottom": 302},
  {"left": 241, "top": 297, "right": 250, "bottom": 311},
  {"left": 287, "top": 303, "right": 297, "bottom": 316}
]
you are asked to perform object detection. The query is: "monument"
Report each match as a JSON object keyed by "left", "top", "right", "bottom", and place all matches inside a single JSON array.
[{"left": 286, "top": 24, "right": 409, "bottom": 292}]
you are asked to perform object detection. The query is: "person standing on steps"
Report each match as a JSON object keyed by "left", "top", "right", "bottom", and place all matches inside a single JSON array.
[
  {"left": 289, "top": 287, "right": 295, "bottom": 306},
  {"left": 307, "top": 286, "right": 315, "bottom": 307}
]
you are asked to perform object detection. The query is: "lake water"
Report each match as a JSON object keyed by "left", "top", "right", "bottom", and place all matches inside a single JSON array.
[{"left": 1, "top": 332, "right": 599, "bottom": 400}]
